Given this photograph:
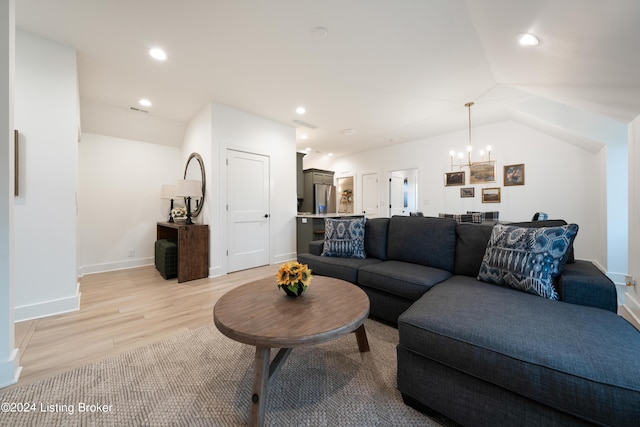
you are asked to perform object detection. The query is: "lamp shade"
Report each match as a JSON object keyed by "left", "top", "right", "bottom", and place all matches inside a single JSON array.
[
  {"left": 175, "top": 179, "right": 202, "bottom": 198},
  {"left": 160, "top": 184, "right": 176, "bottom": 199}
]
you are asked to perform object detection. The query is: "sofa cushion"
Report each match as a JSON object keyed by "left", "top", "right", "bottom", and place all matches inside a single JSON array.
[
  {"left": 478, "top": 223, "right": 578, "bottom": 300},
  {"left": 386, "top": 216, "right": 457, "bottom": 272},
  {"left": 364, "top": 217, "right": 389, "bottom": 260},
  {"left": 321, "top": 217, "right": 366, "bottom": 259},
  {"left": 398, "top": 278, "right": 640, "bottom": 427},
  {"left": 297, "top": 252, "right": 382, "bottom": 283},
  {"left": 508, "top": 219, "right": 575, "bottom": 263},
  {"left": 358, "top": 260, "right": 452, "bottom": 301},
  {"left": 453, "top": 223, "right": 493, "bottom": 277}
]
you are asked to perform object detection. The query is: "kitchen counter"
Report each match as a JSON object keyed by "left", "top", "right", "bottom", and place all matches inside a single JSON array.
[{"left": 296, "top": 213, "right": 365, "bottom": 254}]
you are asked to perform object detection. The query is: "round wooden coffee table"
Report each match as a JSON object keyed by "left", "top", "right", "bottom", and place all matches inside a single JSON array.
[{"left": 213, "top": 275, "right": 370, "bottom": 427}]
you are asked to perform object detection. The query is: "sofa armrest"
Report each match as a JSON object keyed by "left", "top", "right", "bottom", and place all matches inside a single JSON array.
[
  {"left": 308, "top": 240, "right": 324, "bottom": 256},
  {"left": 557, "top": 260, "right": 617, "bottom": 312}
]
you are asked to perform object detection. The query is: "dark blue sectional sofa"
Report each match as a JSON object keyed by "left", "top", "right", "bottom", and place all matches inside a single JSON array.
[{"left": 298, "top": 216, "right": 640, "bottom": 427}]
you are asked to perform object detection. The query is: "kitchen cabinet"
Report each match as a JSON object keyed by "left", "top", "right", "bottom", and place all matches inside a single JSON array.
[
  {"left": 304, "top": 168, "right": 334, "bottom": 185},
  {"left": 296, "top": 152, "right": 305, "bottom": 200}
]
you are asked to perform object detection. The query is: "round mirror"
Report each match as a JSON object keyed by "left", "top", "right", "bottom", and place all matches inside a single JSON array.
[{"left": 184, "top": 152, "right": 206, "bottom": 218}]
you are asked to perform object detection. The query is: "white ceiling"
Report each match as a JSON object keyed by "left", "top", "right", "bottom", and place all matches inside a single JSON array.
[{"left": 15, "top": 0, "right": 640, "bottom": 157}]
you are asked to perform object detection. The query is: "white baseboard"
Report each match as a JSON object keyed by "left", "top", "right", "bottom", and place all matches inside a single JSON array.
[
  {"left": 0, "top": 348, "right": 21, "bottom": 389},
  {"left": 623, "top": 291, "right": 640, "bottom": 326},
  {"left": 78, "top": 257, "right": 154, "bottom": 277},
  {"left": 208, "top": 265, "right": 224, "bottom": 278},
  {"left": 274, "top": 252, "right": 296, "bottom": 264},
  {"left": 15, "top": 283, "right": 81, "bottom": 322}
]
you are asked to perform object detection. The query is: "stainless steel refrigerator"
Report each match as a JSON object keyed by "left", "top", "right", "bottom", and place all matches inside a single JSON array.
[{"left": 300, "top": 183, "right": 336, "bottom": 214}]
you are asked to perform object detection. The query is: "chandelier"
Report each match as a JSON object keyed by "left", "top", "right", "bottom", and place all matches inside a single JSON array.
[{"left": 449, "top": 101, "right": 493, "bottom": 170}]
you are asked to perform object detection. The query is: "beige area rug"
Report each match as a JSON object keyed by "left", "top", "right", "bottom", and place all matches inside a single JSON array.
[{"left": 0, "top": 319, "right": 447, "bottom": 426}]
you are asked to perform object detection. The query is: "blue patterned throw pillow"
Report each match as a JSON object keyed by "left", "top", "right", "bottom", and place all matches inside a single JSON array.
[
  {"left": 321, "top": 218, "right": 366, "bottom": 259},
  {"left": 477, "top": 223, "right": 579, "bottom": 300}
]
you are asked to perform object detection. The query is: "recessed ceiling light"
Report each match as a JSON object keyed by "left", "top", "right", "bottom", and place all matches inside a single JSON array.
[
  {"left": 296, "top": 106, "right": 306, "bottom": 115},
  {"left": 305, "top": 147, "right": 312, "bottom": 152},
  {"left": 311, "top": 26, "right": 329, "bottom": 40},
  {"left": 139, "top": 99, "right": 152, "bottom": 107},
  {"left": 300, "top": 134, "right": 308, "bottom": 140},
  {"left": 327, "top": 153, "right": 334, "bottom": 157},
  {"left": 149, "top": 47, "right": 167, "bottom": 60},
  {"left": 518, "top": 33, "right": 539, "bottom": 46}
]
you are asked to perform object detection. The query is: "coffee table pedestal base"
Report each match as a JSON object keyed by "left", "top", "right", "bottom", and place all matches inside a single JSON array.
[{"left": 248, "top": 325, "right": 369, "bottom": 427}]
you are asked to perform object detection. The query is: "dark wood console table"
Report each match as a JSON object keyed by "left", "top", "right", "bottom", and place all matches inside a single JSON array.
[{"left": 157, "top": 222, "right": 209, "bottom": 283}]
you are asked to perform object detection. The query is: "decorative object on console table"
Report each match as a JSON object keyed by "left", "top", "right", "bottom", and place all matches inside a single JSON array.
[
  {"left": 160, "top": 184, "right": 176, "bottom": 222},
  {"left": 276, "top": 261, "right": 312, "bottom": 297},
  {"left": 176, "top": 179, "right": 202, "bottom": 225},
  {"left": 171, "top": 207, "right": 187, "bottom": 223},
  {"left": 157, "top": 222, "right": 209, "bottom": 283}
]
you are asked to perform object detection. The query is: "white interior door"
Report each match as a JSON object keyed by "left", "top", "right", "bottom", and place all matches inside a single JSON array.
[
  {"left": 227, "top": 150, "right": 270, "bottom": 273},
  {"left": 389, "top": 173, "right": 407, "bottom": 216},
  {"left": 389, "top": 168, "right": 418, "bottom": 216},
  {"left": 362, "top": 172, "right": 379, "bottom": 218}
]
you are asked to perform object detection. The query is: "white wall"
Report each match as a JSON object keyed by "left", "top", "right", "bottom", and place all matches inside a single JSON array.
[
  {"left": 626, "top": 116, "right": 640, "bottom": 324},
  {"left": 77, "top": 133, "right": 181, "bottom": 275},
  {"left": 314, "top": 120, "right": 605, "bottom": 265},
  {"left": 211, "top": 103, "right": 297, "bottom": 274},
  {"left": 13, "top": 30, "right": 79, "bottom": 322},
  {"left": 180, "top": 104, "right": 216, "bottom": 271},
  {"left": 0, "top": 0, "right": 18, "bottom": 389}
]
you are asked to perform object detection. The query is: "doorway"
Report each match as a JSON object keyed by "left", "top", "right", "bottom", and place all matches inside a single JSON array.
[
  {"left": 389, "top": 168, "right": 417, "bottom": 216},
  {"left": 226, "top": 149, "right": 270, "bottom": 272}
]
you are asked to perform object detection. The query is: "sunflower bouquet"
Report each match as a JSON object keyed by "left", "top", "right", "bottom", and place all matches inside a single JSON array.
[{"left": 276, "top": 261, "right": 312, "bottom": 296}]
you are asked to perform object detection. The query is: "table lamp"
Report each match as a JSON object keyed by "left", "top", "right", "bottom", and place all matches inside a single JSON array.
[
  {"left": 160, "top": 184, "right": 176, "bottom": 222},
  {"left": 176, "top": 179, "right": 202, "bottom": 225}
]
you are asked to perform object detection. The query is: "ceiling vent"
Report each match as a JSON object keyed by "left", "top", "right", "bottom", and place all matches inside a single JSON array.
[
  {"left": 129, "top": 106, "right": 149, "bottom": 113},
  {"left": 292, "top": 119, "right": 318, "bottom": 129}
]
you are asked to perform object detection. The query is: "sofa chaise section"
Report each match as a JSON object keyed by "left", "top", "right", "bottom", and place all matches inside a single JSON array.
[{"left": 397, "top": 277, "right": 640, "bottom": 426}]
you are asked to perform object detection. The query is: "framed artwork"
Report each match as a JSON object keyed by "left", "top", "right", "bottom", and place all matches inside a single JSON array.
[
  {"left": 460, "top": 187, "right": 475, "bottom": 198},
  {"left": 445, "top": 171, "right": 465, "bottom": 186},
  {"left": 504, "top": 163, "right": 525, "bottom": 186},
  {"left": 469, "top": 161, "right": 496, "bottom": 184},
  {"left": 482, "top": 187, "right": 501, "bottom": 203},
  {"left": 14, "top": 130, "right": 19, "bottom": 196}
]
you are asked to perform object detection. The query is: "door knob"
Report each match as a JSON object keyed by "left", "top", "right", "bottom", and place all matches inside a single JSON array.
[{"left": 264, "top": 214, "right": 269, "bottom": 218}]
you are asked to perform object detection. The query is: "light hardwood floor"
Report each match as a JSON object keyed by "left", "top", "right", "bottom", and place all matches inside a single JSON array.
[
  {"left": 11, "top": 264, "right": 280, "bottom": 389},
  {"left": 9, "top": 265, "right": 640, "bottom": 390}
]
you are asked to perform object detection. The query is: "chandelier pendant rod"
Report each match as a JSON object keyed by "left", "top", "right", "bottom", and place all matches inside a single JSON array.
[{"left": 466, "top": 101, "right": 473, "bottom": 167}]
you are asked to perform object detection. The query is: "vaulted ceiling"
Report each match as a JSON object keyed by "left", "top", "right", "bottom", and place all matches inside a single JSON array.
[{"left": 15, "top": 0, "right": 640, "bottom": 156}]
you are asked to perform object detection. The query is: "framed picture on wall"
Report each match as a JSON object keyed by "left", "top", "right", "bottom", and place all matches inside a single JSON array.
[
  {"left": 504, "top": 163, "right": 525, "bottom": 186},
  {"left": 14, "top": 130, "right": 19, "bottom": 196},
  {"left": 445, "top": 171, "right": 465, "bottom": 186},
  {"left": 460, "top": 187, "right": 475, "bottom": 198},
  {"left": 482, "top": 187, "right": 501, "bottom": 203},
  {"left": 469, "top": 161, "right": 496, "bottom": 184}
]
